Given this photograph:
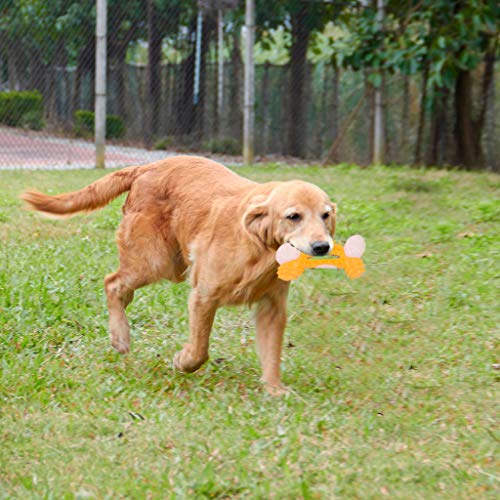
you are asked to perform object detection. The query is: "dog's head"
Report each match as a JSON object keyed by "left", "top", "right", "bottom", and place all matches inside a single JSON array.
[{"left": 243, "top": 181, "right": 336, "bottom": 256}]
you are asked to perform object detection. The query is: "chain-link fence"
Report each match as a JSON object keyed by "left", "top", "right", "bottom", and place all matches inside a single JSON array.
[{"left": 0, "top": 0, "right": 498, "bottom": 170}]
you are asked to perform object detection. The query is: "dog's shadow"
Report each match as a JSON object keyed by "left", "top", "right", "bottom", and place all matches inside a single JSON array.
[{"left": 103, "top": 343, "right": 343, "bottom": 403}]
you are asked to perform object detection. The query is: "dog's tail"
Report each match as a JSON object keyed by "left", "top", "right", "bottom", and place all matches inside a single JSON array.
[{"left": 21, "top": 165, "right": 142, "bottom": 217}]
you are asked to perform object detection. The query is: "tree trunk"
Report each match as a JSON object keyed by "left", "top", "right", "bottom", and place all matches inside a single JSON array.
[
  {"left": 454, "top": 40, "right": 496, "bottom": 169},
  {"left": 260, "top": 62, "right": 271, "bottom": 154},
  {"left": 7, "top": 43, "right": 22, "bottom": 91},
  {"left": 62, "top": 59, "right": 72, "bottom": 128},
  {"left": 332, "top": 65, "right": 339, "bottom": 142},
  {"left": 400, "top": 73, "right": 409, "bottom": 163},
  {"left": 46, "top": 39, "right": 66, "bottom": 122},
  {"left": 454, "top": 70, "right": 483, "bottom": 168},
  {"left": 114, "top": 47, "right": 128, "bottom": 120},
  {"left": 73, "top": 57, "right": 83, "bottom": 113},
  {"left": 322, "top": 90, "right": 366, "bottom": 166},
  {"left": 144, "top": 0, "right": 162, "bottom": 147},
  {"left": 29, "top": 48, "right": 45, "bottom": 92},
  {"left": 366, "top": 76, "right": 374, "bottom": 164},
  {"left": 373, "top": 78, "right": 385, "bottom": 164},
  {"left": 229, "top": 31, "right": 243, "bottom": 143},
  {"left": 485, "top": 61, "right": 496, "bottom": 171},
  {"left": 177, "top": 50, "right": 196, "bottom": 137},
  {"left": 428, "top": 89, "right": 447, "bottom": 166},
  {"left": 287, "top": 5, "right": 311, "bottom": 158},
  {"left": 176, "top": 20, "right": 196, "bottom": 137},
  {"left": 381, "top": 75, "right": 390, "bottom": 163},
  {"left": 314, "top": 64, "right": 327, "bottom": 157},
  {"left": 73, "top": 38, "right": 95, "bottom": 114},
  {"left": 414, "top": 60, "right": 429, "bottom": 165}
]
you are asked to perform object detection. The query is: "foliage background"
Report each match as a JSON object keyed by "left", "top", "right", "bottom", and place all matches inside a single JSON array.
[{"left": 0, "top": 0, "right": 498, "bottom": 168}]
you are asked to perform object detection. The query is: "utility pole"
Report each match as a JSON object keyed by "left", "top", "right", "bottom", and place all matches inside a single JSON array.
[
  {"left": 217, "top": 8, "right": 224, "bottom": 134},
  {"left": 243, "top": 0, "right": 255, "bottom": 165},
  {"left": 193, "top": 9, "right": 203, "bottom": 106},
  {"left": 373, "top": 0, "right": 385, "bottom": 165},
  {"left": 95, "top": 0, "right": 107, "bottom": 168}
]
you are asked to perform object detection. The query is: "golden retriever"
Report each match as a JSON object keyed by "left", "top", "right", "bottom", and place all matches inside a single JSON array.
[{"left": 22, "top": 156, "right": 336, "bottom": 395}]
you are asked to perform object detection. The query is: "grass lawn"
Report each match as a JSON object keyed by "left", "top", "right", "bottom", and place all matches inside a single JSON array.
[{"left": 0, "top": 163, "right": 498, "bottom": 498}]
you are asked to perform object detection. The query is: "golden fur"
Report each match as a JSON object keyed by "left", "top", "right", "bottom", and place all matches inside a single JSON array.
[{"left": 22, "top": 155, "right": 336, "bottom": 394}]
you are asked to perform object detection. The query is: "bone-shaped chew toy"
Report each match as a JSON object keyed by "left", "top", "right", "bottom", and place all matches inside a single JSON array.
[{"left": 276, "top": 235, "right": 366, "bottom": 281}]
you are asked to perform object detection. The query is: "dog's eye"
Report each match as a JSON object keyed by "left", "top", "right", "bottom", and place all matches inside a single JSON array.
[
  {"left": 286, "top": 213, "right": 301, "bottom": 221},
  {"left": 322, "top": 212, "right": 330, "bottom": 220}
]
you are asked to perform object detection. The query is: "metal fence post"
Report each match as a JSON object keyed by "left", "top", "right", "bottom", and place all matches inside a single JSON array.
[
  {"left": 217, "top": 9, "right": 224, "bottom": 126},
  {"left": 243, "top": 0, "right": 255, "bottom": 165},
  {"left": 95, "top": 0, "right": 107, "bottom": 169},
  {"left": 373, "top": 0, "right": 385, "bottom": 165}
]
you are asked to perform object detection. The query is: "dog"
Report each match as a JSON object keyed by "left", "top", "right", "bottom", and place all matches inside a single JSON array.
[{"left": 22, "top": 156, "right": 336, "bottom": 395}]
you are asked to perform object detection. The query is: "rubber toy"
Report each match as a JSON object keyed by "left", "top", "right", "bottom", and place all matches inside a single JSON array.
[{"left": 276, "top": 235, "right": 366, "bottom": 281}]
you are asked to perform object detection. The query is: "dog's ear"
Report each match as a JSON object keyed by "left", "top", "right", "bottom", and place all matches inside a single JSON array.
[
  {"left": 326, "top": 202, "right": 337, "bottom": 233},
  {"left": 243, "top": 199, "right": 274, "bottom": 246}
]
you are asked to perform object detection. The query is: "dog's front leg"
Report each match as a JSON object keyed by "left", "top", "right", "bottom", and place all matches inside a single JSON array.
[
  {"left": 173, "top": 289, "right": 216, "bottom": 373},
  {"left": 255, "top": 282, "right": 289, "bottom": 396}
]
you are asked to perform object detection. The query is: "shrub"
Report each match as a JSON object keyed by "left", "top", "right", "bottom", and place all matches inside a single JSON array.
[
  {"left": 106, "top": 114, "right": 125, "bottom": 139},
  {"left": 202, "top": 137, "right": 241, "bottom": 155},
  {"left": 74, "top": 110, "right": 94, "bottom": 137},
  {"left": 20, "top": 110, "right": 45, "bottom": 131},
  {"left": 0, "top": 91, "right": 44, "bottom": 128},
  {"left": 74, "top": 110, "right": 126, "bottom": 139},
  {"left": 153, "top": 136, "right": 175, "bottom": 150}
]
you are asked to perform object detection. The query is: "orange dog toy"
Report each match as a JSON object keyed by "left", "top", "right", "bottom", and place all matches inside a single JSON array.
[{"left": 276, "top": 235, "right": 366, "bottom": 281}]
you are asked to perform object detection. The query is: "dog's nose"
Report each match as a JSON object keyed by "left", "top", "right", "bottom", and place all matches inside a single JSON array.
[{"left": 311, "top": 241, "right": 330, "bottom": 256}]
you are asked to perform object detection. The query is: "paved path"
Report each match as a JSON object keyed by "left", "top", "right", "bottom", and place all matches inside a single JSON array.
[{"left": 0, "top": 127, "right": 176, "bottom": 170}]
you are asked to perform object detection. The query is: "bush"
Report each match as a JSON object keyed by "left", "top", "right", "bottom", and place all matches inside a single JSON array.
[
  {"left": 106, "top": 115, "right": 126, "bottom": 139},
  {"left": 153, "top": 136, "right": 175, "bottom": 150},
  {"left": 202, "top": 137, "right": 241, "bottom": 155},
  {"left": 74, "top": 110, "right": 126, "bottom": 139},
  {"left": 20, "top": 110, "right": 45, "bottom": 131},
  {"left": 74, "top": 110, "right": 94, "bottom": 137},
  {"left": 0, "top": 91, "right": 44, "bottom": 128}
]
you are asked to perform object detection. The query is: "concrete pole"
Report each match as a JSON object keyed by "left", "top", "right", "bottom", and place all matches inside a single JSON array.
[
  {"left": 193, "top": 10, "right": 203, "bottom": 106},
  {"left": 373, "top": 0, "right": 385, "bottom": 165},
  {"left": 243, "top": 0, "right": 255, "bottom": 165},
  {"left": 95, "top": 0, "right": 107, "bottom": 168},
  {"left": 217, "top": 9, "right": 224, "bottom": 120}
]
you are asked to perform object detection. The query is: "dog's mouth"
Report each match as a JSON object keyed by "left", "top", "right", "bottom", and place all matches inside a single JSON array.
[
  {"left": 287, "top": 240, "right": 334, "bottom": 258},
  {"left": 287, "top": 240, "right": 313, "bottom": 255},
  {"left": 310, "top": 254, "right": 338, "bottom": 260}
]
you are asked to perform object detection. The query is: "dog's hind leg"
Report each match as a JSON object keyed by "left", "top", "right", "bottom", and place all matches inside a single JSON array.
[
  {"left": 104, "top": 271, "right": 136, "bottom": 353},
  {"left": 104, "top": 213, "right": 186, "bottom": 354}
]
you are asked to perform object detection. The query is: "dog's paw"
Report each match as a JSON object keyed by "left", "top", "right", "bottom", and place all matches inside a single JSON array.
[
  {"left": 173, "top": 348, "right": 208, "bottom": 373},
  {"left": 263, "top": 382, "right": 289, "bottom": 397},
  {"left": 111, "top": 338, "right": 130, "bottom": 354}
]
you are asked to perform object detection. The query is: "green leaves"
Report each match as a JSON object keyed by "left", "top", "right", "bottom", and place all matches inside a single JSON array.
[
  {"left": 318, "top": 0, "right": 498, "bottom": 92},
  {"left": 367, "top": 72, "right": 382, "bottom": 88}
]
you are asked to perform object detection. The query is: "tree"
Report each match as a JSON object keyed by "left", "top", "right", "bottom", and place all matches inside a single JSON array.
[
  {"left": 403, "top": 0, "right": 498, "bottom": 168},
  {"left": 144, "top": 0, "right": 161, "bottom": 146},
  {"left": 108, "top": 0, "right": 144, "bottom": 120},
  {"left": 328, "top": 0, "right": 499, "bottom": 168},
  {"left": 255, "top": 0, "right": 336, "bottom": 158}
]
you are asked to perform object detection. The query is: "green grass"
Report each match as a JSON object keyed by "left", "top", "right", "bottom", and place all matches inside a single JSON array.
[{"left": 0, "top": 164, "right": 498, "bottom": 499}]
